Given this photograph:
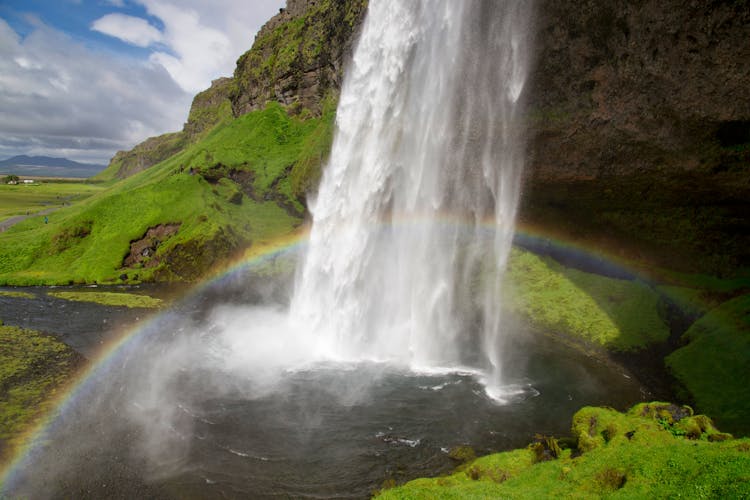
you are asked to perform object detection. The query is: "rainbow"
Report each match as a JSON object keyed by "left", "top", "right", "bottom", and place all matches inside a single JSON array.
[
  {"left": 0, "top": 228, "right": 309, "bottom": 492},
  {"left": 0, "top": 217, "right": 677, "bottom": 491}
]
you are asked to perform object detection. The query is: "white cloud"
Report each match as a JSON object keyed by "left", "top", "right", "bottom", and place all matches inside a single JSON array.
[
  {"left": 91, "top": 13, "right": 162, "bottom": 47},
  {"left": 0, "top": 0, "right": 284, "bottom": 164},
  {"left": 0, "top": 18, "right": 190, "bottom": 164},
  {"left": 131, "top": 0, "right": 282, "bottom": 93}
]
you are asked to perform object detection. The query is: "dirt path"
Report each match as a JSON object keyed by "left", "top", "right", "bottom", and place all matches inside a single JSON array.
[{"left": 0, "top": 206, "right": 60, "bottom": 233}]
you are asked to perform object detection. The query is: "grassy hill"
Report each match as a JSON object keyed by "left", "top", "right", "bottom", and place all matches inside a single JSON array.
[{"left": 0, "top": 102, "right": 334, "bottom": 285}]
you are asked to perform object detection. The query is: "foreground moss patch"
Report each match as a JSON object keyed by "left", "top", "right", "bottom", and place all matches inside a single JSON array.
[
  {"left": 0, "top": 290, "right": 35, "bottom": 299},
  {"left": 379, "top": 403, "right": 750, "bottom": 499},
  {"left": 504, "top": 249, "right": 669, "bottom": 351},
  {"left": 666, "top": 294, "right": 750, "bottom": 435},
  {"left": 47, "top": 291, "right": 163, "bottom": 308},
  {"left": 0, "top": 324, "right": 81, "bottom": 455}
]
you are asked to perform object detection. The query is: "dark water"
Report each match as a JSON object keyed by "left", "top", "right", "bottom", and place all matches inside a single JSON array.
[
  {"left": 1, "top": 279, "right": 645, "bottom": 499},
  {"left": 154, "top": 339, "right": 642, "bottom": 499},
  {"left": 0, "top": 284, "right": 175, "bottom": 357}
]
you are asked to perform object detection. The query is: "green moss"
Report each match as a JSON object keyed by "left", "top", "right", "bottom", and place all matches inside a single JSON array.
[
  {"left": 0, "top": 324, "right": 80, "bottom": 451},
  {"left": 289, "top": 97, "right": 337, "bottom": 198},
  {"left": 232, "top": 0, "right": 367, "bottom": 115},
  {"left": 47, "top": 291, "right": 162, "bottom": 308},
  {"left": 379, "top": 404, "right": 750, "bottom": 499},
  {"left": 666, "top": 294, "right": 750, "bottom": 435},
  {"left": 0, "top": 290, "right": 35, "bottom": 299},
  {"left": 504, "top": 249, "right": 669, "bottom": 351},
  {"left": 184, "top": 78, "right": 236, "bottom": 139}
]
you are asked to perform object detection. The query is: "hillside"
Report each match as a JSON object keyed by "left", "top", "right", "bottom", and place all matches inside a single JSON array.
[{"left": 0, "top": 102, "right": 333, "bottom": 284}]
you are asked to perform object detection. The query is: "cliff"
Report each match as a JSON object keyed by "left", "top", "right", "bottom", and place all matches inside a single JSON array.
[
  {"left": 231, "top": 0, "right": 367, "bottom": 116},
  {"left": 99, "top": 0, "right": 367, "bottom": 181},
  {"left": 523, "top": 0, "right": 750, "bottom": 275}
]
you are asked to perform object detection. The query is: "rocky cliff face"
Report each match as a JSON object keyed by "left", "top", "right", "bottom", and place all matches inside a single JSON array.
[
  {"left": 231, "top": 0, "right": 367, "bottom": 116},
  {"left": 102, "top": 0, "right": 367, "bottom": 180},
  {"left": 522, "top": 0, "right": 750, "bottom": 274}
]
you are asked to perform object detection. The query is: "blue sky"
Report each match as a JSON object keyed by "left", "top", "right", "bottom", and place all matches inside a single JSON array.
[{"left": 0, "top": 0, "right": 283, "bottom": 164}]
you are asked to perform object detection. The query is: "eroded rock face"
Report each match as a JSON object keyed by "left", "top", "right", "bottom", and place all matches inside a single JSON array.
[
  {"left": 230, "top": 0, "right": 368, "bottom": 116},
  {"left": 521, "top": 0, "right": 750, "bottom": 274},
  {"left": 527, "top": 0, "right": 750, "bottom": 182},
  {"left": 122, "top": 223, "right": 181, "bottom": 268}
]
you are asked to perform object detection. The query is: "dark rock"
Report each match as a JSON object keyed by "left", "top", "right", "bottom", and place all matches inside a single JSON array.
[
  {"left": 122, "top": 223, "right": 181, "bottom": 268},
  {"left": 522, "top": 0, "right": 750, "bottom": 274}
]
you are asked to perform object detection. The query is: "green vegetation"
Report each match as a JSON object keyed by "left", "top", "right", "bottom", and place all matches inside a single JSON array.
[
  {"left": 0, "top": 181, "right": 104, "bottom": 220},
  {"left": 95, "top": 79, "right": 237, "bottom": 182},
  {"left": 184, "top": 77, "right": 236, "bottom": 138},
  {"left": 666, "top": 294, "right": 750, "bottom": 435},
  {"left": 378, "top": 403, "right": 750, "bottom": 499},
  {"left": 48, "top": 291, "right": 163, "bottom": 308},
  {"left": 94, "top": 132, "right": 189, "bottom": 181},
  {"left": 0, "top": 102, "right": 331, "bottom": 285},
  {"left": 0, "top": 290, "right": 35, "bottom": 299},
  {"left": 0, "top": 324, "right": 80, "bottom": 452},
  {"left": 504, "top": 249, "right": 669, "bottom": 351},
  {"left": 232, "top": 0, "right": 367, "bottom": 113}
]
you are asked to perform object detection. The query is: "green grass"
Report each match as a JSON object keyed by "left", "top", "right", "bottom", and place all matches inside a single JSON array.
[
  {"left": 0, "top": 181, "right": 104, "bottom": 220},
  {"left": 379, "top": 403, "right": 750, "bottom": 499},
  {"left": 94, "top": 132, "right": 189, "bottom": 181},
  {"left": 666, "top": 294, "right": 750, "bottom": 435},
  {"left": 504, "top": 249, "right": 669, "bottom": 351},
  {"left": 0, "top": 103, "right": 330, "bottom": 285},
  {"left": 0, "top": 290, "right": 35, "bottom": 299},
  {"left": 0, "top": 324, "right": 80, "bottom": 452},
  {"left": 47, "top": 291, "right": 163, "bottom": 308}
]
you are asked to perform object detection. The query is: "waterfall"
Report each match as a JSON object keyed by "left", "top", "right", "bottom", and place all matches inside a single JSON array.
[{"left": 290, "top": 0, "right": 532, "bottom": 398}]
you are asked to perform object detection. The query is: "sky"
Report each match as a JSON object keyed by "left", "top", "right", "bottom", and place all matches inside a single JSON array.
[{"left": 0, "top": 0, "right": 284, "bottom": 165}]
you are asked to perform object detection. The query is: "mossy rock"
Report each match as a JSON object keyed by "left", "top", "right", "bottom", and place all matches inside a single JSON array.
[{"left": 380, "top": 403, "right": 750, "bottom": 499}]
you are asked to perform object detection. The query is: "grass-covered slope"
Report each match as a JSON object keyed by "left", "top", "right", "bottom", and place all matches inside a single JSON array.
[
  {"left": 504, "top": 249, "right": 750, "bottom": 433},
  {"left": 0, "top": 323, "right": 81, "bottom": 456},
  {"left": 0, "top": 103, "right": 333, "bottom": 285},
  {"left": 378, "top": 403, "right": 749, "bottom": 499},
  {"left": 504, "top": 249, "right": 669, "bottom": 351},
  {"left": 666, "top": 294, "right": 750, "bottom": 435}
]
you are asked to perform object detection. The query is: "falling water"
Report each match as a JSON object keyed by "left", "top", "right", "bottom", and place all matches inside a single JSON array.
[{"left": 291, "top": 0, "right": 532, "bottom": 398}]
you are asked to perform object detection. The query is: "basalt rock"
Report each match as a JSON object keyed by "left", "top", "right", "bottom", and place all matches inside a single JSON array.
[
  {"left": 231, "top": 0, "right": 367, "bottom": 116},
  {"left": 522, "top": 0, "right": 750, "bottom": 274}
]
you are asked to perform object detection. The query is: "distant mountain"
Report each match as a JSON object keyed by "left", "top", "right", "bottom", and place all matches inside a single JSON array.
[{"left": 0, "top": 155, "right": 106, "bottom": 178}]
